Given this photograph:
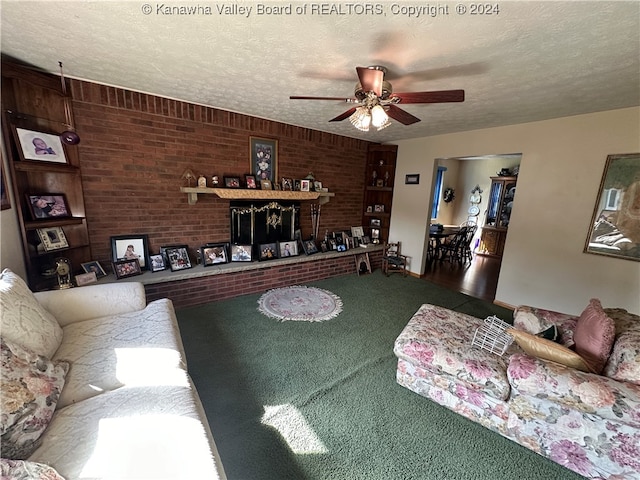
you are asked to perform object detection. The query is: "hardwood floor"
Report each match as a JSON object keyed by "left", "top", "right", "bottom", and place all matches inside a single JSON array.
[{"left": 422, "top": 253, "right": 502, "bottom": 302}]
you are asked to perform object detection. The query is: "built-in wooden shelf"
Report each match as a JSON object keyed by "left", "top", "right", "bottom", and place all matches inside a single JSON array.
[{"left": 180, "top": 187, "right": 335, "bottom": 205}]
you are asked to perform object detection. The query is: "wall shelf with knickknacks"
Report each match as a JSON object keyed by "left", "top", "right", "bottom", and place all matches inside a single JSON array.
[
  {"left": 2, "top": 60, "right": 93, "bottom": 291},
  {"left": 362, "top": 144, "right": 398, "bottom": 244}
]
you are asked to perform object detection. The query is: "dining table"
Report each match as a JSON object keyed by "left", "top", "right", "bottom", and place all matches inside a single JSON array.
[{"left": 428, "top": 226, "right": 460, "bottom": 262}]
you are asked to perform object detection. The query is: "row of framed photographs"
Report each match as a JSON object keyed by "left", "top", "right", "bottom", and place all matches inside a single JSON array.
[
  {"left": 220, "top": 175, "right": 322, "bottom": 192},
  {"left": 105, "top": 235, "right": 322, "bottom": 279},
  {"left": 86, "top": 227, "right": 379, "bottom": 281}
]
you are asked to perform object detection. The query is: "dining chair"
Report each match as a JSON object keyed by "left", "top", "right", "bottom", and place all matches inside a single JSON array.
[
  {"left": 460, "top": 224, "right": 478, "bottom": 263},
  {"left": 440, "top": 227, "right": 468, "bottom": 264}
]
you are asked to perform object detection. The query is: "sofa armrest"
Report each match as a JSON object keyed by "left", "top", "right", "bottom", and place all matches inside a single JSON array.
[
  {"left": 508, "top": 353, "right": 640, "bottom": 428},
  {"left": 34, "top": 282, "right": 147, "bottom": 326}
]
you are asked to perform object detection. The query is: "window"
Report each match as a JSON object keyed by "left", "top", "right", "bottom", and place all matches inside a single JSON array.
[
  {"left": 604, "top": 188, "right": 621, "bottom": 210},
  {"left": 431, "top": 166, "right": 447, "bottom": 218}
]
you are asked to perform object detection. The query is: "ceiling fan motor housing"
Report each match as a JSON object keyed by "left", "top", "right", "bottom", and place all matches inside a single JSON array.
[{"left": 355, "top": 80, "right": 393, "bottom": 101}]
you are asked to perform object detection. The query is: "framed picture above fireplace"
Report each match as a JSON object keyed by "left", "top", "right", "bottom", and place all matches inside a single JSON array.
[{"left": 250, "top": 137, "right": 277, "bottom": 183}]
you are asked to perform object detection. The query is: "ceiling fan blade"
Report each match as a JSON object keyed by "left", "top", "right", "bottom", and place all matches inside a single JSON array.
[
  {"left": 329, "top": 108, "right": 357, "bottom": 122},
  {"left": 290, "top": 96, "right": 355, "bottom": 101},
  {"left": 386, "top": 105, "right": 421, "bottom": 125},
  {"left": 392, "top": 89, "right": 465, "bottom": 104},
  {"left": 356, "top": 67, "right": 383, "bottom": 96}
]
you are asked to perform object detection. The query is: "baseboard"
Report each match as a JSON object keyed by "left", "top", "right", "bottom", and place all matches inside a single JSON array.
[{"left": 493, "top": 299, "right": 516, "bottom": 311}]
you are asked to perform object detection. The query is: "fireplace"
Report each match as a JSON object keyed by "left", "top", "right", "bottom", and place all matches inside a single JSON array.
[{"left": 230, "top": 201, "right": 300, "bottom": 246}]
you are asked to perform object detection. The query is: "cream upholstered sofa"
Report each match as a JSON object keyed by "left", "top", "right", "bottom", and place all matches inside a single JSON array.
[
  {"left": 1, "top": 269, "right": 226, "bottom": 480},
  {"left": 394, "top": 302, "right": 640, "bottom": 480}
]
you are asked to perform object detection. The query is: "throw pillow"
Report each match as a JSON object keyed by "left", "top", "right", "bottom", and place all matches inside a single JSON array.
[
  {"left": 507, "top": 328, "right": 595, "bottom": 373},
  {"left": 0, "top": 269, "right": 63, "bottom": 358},
  {"left": 0, "top": 337, "right": 69, "bottom": 459},
  {"left": 538, "top": 324, "right": 559, "bottom": 342},
  {"left": 512, "top": 306, "right": 555, "bottom": 334},
  {"left": 0, "top": 458, "right": 66, "bottom": 480},
  {"left": 573, "top": 298, "right": 616, "bottom": 374}
]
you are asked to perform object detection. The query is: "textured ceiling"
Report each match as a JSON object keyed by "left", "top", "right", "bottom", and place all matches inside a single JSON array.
[{"left": 1, "top": 1, "right": 639, "bottom": 143}]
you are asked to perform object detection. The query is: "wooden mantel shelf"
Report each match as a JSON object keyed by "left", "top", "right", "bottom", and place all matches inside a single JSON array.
[{"left": 181, "top": 187, "right": 335, "bottom": 205}]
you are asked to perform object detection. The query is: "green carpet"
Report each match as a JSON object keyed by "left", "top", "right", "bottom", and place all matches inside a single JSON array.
[{"left": 177, "top": 272, "right": 583, "bottom": 480}]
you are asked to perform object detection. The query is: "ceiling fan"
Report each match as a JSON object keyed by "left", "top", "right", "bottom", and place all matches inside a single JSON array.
[{"left": 290, "top": 65, "right": 465, "bottom": 131}]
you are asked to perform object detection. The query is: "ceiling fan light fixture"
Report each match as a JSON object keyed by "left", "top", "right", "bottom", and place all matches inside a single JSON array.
[
  {"left": 376, "top": 117, "right": 391, "bottom": 131},
  {"left": 349, "top": 106, "right": 371, "bottom": 132},
  {"left": 370, "top": 105, "right": 389, "bottom": 128}
]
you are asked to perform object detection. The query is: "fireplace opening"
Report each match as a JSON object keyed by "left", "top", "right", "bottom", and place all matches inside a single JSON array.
[{"left": 230, "top": 201, "right": 301, "bottom": 247}]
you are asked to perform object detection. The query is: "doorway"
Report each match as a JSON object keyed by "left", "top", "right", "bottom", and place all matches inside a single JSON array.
[{"left": 425, "top": 153, "right": 522, "bottom": 301}]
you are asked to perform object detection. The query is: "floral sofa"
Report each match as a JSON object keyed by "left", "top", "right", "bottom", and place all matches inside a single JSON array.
[
  {"left": 1, "top": 269, "right": 227, "bottom": 480},
  {"left": 394, "top": 302, "right": 640, "bottom": 479}
]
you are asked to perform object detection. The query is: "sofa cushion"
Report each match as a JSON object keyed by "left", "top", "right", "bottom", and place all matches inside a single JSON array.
[
  {"left": 0, "top": 269, "right": 63, "bottom": 358},
  {"left": 508, "top": 353, "right": 640, "bottom": 429},
  {"left": 0, "top": 338, "right": 68, "bottom": 459},
  {"left": 573, "top": 298, "right": 616, "bottom": 374},
  {"left": 52, "top": 298, "right": 188, "bottom": 408},
  {"left": 28, "top": 380, "right": 224, "bottom": 480},
  {"left": 603, "top": 308, "right": 640, "bottom": 386},
  {"left": 513, "top": 305, "right": 577, "bottom": 347},
  {"left": 507, "top": 329, "right": 594, "bottom": 373},
  {"left": 0, "top": 458, "right": 66, "bottom": 480},
  {"left": 394, "top": 304, "right": 512, "bottom": 401}
]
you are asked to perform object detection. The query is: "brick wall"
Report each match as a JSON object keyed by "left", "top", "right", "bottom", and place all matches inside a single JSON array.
[
  {"left": 69, "top": 79, "right": 373, "bottom": 269},
  {"left": 145, "top": 250, "right": 383, "bottom": 309}
]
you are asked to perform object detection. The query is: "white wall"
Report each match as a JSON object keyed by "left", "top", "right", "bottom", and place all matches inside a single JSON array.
[{"left": 391, "top": 107, "right": 640, "bottom": 315}]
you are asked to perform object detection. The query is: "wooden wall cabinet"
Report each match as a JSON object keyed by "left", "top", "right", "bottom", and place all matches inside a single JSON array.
[
  {"left": 478, "top": 176, "right": 517, "bottom": 258},
  {"left": 362, "top": 145, "right": 397, "bottom": 244},
  {"left": 2, "top": 61, "right": 92, "bottom": 290}
]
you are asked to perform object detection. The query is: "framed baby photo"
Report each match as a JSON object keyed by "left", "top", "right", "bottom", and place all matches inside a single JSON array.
[
  {"left": 300, "top": 179, "right": 310, "bottom": 192},
  {"left": 250, "top": 137, "right": 277, "bottom": 183},
  {"left": 26, "top": 194, "right": 71, "bottom": 220},
  {"left": 113, "top": 258, "right": 142, "bottom": 279},
  {"left": 111, "top": 234, "right": 150, "bottom": 270},
  {"left": 81, "top": 260, "right": 107, "bottom": 278},
  {"left": 201, "top": 243, "right": 228, "bottom": 266},
  {"left": 13, "top": 127, "right": 68, "bottom": 164}
]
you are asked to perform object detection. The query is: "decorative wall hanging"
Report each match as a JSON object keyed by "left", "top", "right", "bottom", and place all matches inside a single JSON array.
[
  {"left": 58, "top": 62, "right": 80, "bottom": 145},
  {"left": 250, "top": 137, "right": 278, "bottom": 183},
  {"left": 584, "top": 153, "right": 640, "bottom": 262},
  {"left": 443, "top": 187, "right": 455, "bottom": 203}
]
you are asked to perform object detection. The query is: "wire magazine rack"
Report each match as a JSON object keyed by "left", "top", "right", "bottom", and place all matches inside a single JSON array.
[{"left": 471, "top": 316, "right": 514, "bottom": 356}]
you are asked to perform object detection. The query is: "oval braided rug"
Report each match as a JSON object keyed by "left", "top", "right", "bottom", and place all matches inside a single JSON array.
[{"left": 257, "top": 285, "right": 343, "bottom": 322}]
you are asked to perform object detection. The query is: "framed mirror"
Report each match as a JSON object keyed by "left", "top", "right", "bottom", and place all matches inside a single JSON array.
[{"left": 584, "top": 153, "right": 640, "bottom": 262}]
